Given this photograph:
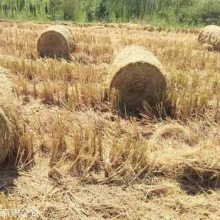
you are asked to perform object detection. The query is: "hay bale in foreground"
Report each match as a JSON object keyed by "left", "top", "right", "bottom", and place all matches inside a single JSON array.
[
  {"left": 0, "top": 70, "right": 18, "bottom": 165},
  {"left": 198, "top": 25, "right": 220, "bottom": 51},
  {"left": 110, "top": 46, "right": 167, "bottom": 112},
  {"left": 0, "top": 109, "right": 13, "bottom": 164},
  {"left": 37, "top": 25, "right": 75, "bottom": 59}
]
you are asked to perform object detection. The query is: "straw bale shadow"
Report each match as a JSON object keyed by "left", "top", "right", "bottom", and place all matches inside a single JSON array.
[
  {"left": 178, "top": 166, "right": 220, "bottom": 195},
  {"left": 0, "top": 168, "right": 19, "bottom": 194}
]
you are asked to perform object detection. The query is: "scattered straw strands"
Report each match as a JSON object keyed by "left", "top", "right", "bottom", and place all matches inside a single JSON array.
[
  {"left": 110, "top": 46, "right": 167, "bottom": 111},
  {"left": 37, "top": 25, "right": 75, "bottom": 59},
  {"left": 198, "top": 25, "right": 220, "bottom": 51}
]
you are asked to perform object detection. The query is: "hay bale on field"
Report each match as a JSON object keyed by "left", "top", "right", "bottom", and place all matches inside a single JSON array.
[
  {"left": 110, "top": 46, "right": 167, "bottom": 112},
  {"left": 37, "top": 25, "right": 75, "bottom": 59},
  {"left": 0, "top": 70, "right": 18, "bottom": 165},
  {"left": 0, "top": 109, "right": 13, "bottom": 164},
  {"left": 198, "top": 25, "right": 220, "bottom": 51}
]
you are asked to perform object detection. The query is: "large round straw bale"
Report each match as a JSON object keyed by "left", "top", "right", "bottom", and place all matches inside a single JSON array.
[
  {"left": 110, "top": 46, "right": 167, "bottom": 111},
  {"left": 198, "top": 25, "right": 220, "bottom": 50},
  {"left": 37, "top": 25, "right": 75, "bottom": 59},
  {"left": 0, "top": 109, "right": 13, "bottom": 164},
  {"left": 0, "top": 70, "right": 18, "bottom": 165}
]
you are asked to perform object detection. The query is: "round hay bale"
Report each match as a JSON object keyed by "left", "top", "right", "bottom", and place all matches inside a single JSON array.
[
  {"left": 0, "top": 109, "right": 13, "bottom": 164},
  {"left": 110, "top": 46, "right": 167, "bottom": 112},
  {"left": 0, "top": 70, "right": 18, "bottom": 165},
  {"left": 198, "top": 25, "right": 220, "bottom": 51},
  {"left": 37, "top": 25, "right": 75, "bottom": 59}
]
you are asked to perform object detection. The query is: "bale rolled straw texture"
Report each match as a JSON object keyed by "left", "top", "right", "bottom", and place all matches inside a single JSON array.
[
  {"left": 37, "top": 25, "right": 75, "bottom": 59},
  {"left": 198, "top": 25, "right": 220, "bottom": 51},
  {"left": 110, "top": 46, "right": 167, "bottom": 112},
  {"left": 0, "top": 69, "right": 19, "bottom": 165}
]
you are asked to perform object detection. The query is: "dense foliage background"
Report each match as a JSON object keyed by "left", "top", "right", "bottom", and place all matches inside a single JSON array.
[{"left": 0, "top": 0, "right": 220, "bottom": 26}]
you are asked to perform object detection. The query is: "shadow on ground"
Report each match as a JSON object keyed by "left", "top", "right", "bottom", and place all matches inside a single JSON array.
[
  {"left": 179, "top": 166, "right": 220, "bottom": 195},
  {"left": 0, "top": 168, "right": 19, "bottom": 194}
]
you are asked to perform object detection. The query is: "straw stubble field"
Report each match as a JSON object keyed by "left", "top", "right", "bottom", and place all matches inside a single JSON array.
[{"left": 0, "top": 21, "right": 220, "bottom": 219}]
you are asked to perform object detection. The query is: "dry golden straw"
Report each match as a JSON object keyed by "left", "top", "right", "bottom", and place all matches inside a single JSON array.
[
  {"left": 37, "top": 25, "right": 75, "bottom": 59},
  {"left": 110, "top": 46, "right": 167, "bottom": 111},
  {"left": 198, "top": 25, "right": 220, "bottom": 50}
]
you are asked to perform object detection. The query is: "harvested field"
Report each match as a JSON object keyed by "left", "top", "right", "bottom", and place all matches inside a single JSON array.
[{"left": 0, "top": 21, "right": 219, "bottom": 219}]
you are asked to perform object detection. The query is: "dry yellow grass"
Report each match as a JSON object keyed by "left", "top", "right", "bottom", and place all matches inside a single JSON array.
[{"left": 0, "top": 21, "right": 219, "bottom": 219}]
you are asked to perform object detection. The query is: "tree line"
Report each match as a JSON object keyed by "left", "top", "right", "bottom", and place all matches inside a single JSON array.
[{"left": 0, "top": 0, "right": 220, "bottom": 26}]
